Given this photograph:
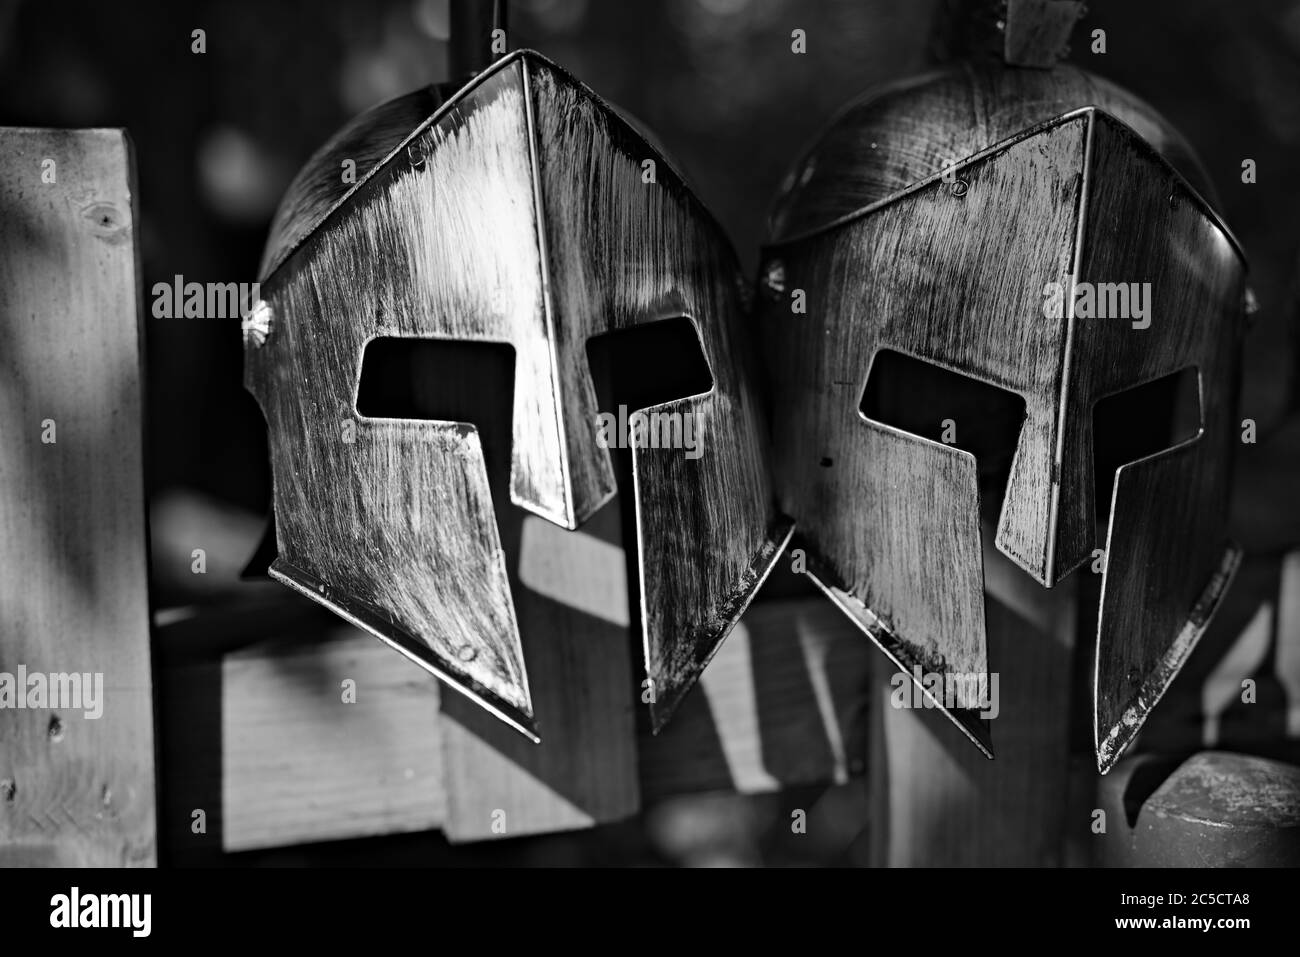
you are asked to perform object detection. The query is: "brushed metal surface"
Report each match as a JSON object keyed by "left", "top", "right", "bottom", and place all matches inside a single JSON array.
[
  {"left": 761, "top": 108, "right": 1246, "bottom": 768},
  {"left": 246, "top": 51, "right": 788, "bottom": 737},
  {"left": 767, "top": 60, "right": 1216, "bottom": 243},
  {"left": 1080, "top": 113, "right": 1247, "bottom": 771}
]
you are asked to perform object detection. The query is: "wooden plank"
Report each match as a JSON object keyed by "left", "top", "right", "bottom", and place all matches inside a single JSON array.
[
  {"left": 1003, "top": 0, "right": 1084, "bottom": 68},
  {"left": 639, "top": 597, "right": 871, "bottom": 803},
  {"left": 154, "top": 587, "right": 870, "bottom": 849},
  {"left": 161, "top": 624, "right": 445, "bottom": 855},
  {"left": 0, "top": 128, "right": 155, "bottom": 866},
  {"left": 439, "top": 504, "right": 639, "bottom": 842},
  {"left": 870, "top": 535, "right": 1079, "bottom": 866}
]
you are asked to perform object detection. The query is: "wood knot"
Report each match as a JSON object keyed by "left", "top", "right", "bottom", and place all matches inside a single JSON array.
[{"left": 82, "top": 201, "right": 129, "bottom": 245}]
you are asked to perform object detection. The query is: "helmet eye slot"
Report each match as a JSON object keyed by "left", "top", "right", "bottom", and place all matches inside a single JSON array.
[
  {"left": 585, "top": 316, "right": 714, "bottom": 423},
  {"left": 860, "top": 348, "right": 1026, "bottom": 525},
  {"left": 355, "top": 336, "right": 518, "bottom": 480},
  {"left": 1091, "top": 366, "right": 1201, "bottom": 535}
]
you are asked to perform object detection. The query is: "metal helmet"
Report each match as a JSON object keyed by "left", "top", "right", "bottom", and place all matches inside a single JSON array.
[
  {"left": 759, "top": 56, "right": 1247, "bottom": 772},
  {"left": 245, "top": 50, "right": 788, "bottom": 739}
]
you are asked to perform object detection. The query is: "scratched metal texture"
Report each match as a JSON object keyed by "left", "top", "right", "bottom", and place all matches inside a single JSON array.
[
  {"left": 767, "top": 60, "right": 1215, "bottom": 243},
  {"left": 246, "top": 51, "right": 789, "bottom": 738},
  {"left": 259, "top": 85, "right": 450, "bottom": 283},
  {"left": 761, "top": 104, "right": 1245, "bottom": 768},
  {"left": 1080, "top": 114, "right": 1245, "bottom": 770}
]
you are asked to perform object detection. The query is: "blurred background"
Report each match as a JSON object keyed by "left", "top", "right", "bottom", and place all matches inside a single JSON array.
[{"left": 2, "top": 0, "right": 1297, "bottom": 865}]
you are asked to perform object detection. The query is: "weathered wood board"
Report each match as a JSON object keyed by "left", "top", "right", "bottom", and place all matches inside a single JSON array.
[
  {"left": 640, "top": 595, "right": 872, "bottom": 802},
  {"left": 0, "top": 128, "right": 155, "bottom": 866},
  {"left": 438, "top": 502, "right": 640, "bottom": 842},
  {"left": 154, "top": 588, "right": 871, "bottom": 848},
  {"left": 869, "top": 533, "right": 1079, "bottom": 866},
  {"left": 162, "top": 624, "right": 445, "bottom": 855}
]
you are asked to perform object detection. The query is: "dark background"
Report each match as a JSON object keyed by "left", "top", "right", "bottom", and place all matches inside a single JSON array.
[{"left": 3, "top": 0, "right": 1297, "bottom": 865}]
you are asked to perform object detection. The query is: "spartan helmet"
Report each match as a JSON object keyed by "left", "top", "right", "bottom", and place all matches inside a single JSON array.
[
  {"left": 759, "top": 60, "right": 1247, "bottom": 771},
  {"left": 245, "top": 50, "right": 789, "bottom": 739}
]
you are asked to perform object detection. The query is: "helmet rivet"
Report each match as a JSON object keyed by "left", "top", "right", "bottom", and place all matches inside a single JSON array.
[
  {"left": 242, "top": 299, "right": 273, "bottom": 349},
  {"left": 761, "top": 259, "right": 786, "bottom": 301},
  {"left": 950, "top": 179, "right": 969, "bottom": 198},
  {"left": 406, "top": 133, "right": 431, "bottom": 169}
]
